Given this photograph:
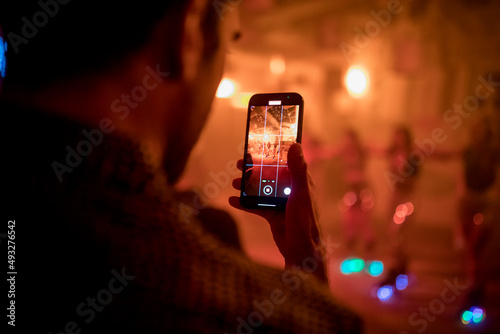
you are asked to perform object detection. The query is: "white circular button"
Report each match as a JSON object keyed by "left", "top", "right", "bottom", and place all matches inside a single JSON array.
[{"left": 263, "top": 185, "right": 273, "bottom": 195}]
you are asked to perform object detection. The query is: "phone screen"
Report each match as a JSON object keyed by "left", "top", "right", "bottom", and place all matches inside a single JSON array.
[{"left": 240, "top": 93, "right": 303, "bottom": 209}]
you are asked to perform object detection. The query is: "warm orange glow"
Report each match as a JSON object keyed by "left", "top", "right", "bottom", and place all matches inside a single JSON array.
[
  {"left": 216, "top": 78, "right": 237, "bottom": 98},
  {"left": 231, "top": 92, "right": 253, "bottom": 108},
  {"left": 270, "top": 55, "right": 286, "bottom": 75},
  {"left": 345, "top": 66, "right": 368, "bottom": 97}
]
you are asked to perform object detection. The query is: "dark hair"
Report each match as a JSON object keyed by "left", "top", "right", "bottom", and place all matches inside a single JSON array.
[
  {"left": 0, "top": 0, "right": 219, "bottom": 88},
  {"left": 389, "top": 125, "right": 421, "bottom": 176}
]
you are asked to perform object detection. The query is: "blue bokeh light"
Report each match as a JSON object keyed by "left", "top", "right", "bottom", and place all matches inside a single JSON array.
[
  {"left": 472, "top": 307, "right": 483, "bottom": 322},
  {"left": 0, "top": 37, "right": 6, "bottom": 78},
  {"left": 395, "top": 274, "right": 409, "bottom": 290},
  {"left": 377, "top": 285, "right": 393, "bottom": 301}
]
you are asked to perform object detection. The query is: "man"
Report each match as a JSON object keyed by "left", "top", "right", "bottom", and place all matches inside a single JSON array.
[{"left": 1, "top": 1, "right": 361, "bottom": 332}]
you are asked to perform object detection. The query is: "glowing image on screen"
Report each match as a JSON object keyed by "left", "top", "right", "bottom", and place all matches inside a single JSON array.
[{"left": 242, "top": 104, "right": 299, "bottom": 198}]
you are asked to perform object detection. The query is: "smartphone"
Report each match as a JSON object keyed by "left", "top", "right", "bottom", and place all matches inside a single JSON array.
[{"left": 240, "top": 92, "right": 304, "bottom": 209}]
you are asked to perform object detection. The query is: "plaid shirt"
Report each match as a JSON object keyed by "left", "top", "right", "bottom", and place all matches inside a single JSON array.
[{"left": 5, "top": 104, "right": 362, "bottom": 333}]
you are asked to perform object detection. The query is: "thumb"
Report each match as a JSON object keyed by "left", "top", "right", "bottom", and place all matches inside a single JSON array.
[{"left": 288, "top": 143, "right": 309, "bottom": 192}]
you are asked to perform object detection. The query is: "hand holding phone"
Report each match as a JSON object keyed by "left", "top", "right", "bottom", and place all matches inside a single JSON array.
[
  {"left": 229, "top": 93, "right": 327, "bottom": 281},
  {"left": 229, "top": 143, "right": 327, "bottom": 281},
  {"left": 239, "top": 93, "right": 304, "bottom": 210}
]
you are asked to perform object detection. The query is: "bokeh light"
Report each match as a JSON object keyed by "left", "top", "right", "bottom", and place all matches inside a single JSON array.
[
  {"left": 462, "top": 310, "right": 473, "bottom": 324},
  {"left": 340, "top": 257, "right": 365, "bottom": 275},
  {"left": 367, "top": 261, "right": 384, "bottom": 277},
  {"left": 473, "top": 213, "right": 484, "bottom": 226},
  {"left": 395, "top": 209, "right": 406, "bottom": 218},
  {"left": 360, "top": 188, "right": 375, "bottom": 211},
  {"left": 393, "top": 213, "right": 406, "bottom": 225},
  {"left": 231, "top": 92, "right": 254, "bottom": 109},
  {"left": 462, "top": 306, "right": 485, "bottom": 325},
  {"left": 343, "top": 191, "right": 357, "bottom": 207},
  {"left": 270, "top": 55, "right": 286, "bottom": 75},
  {"left": 345, "top": 66, "right": 368, "bottom": 97},
  {"left": 396, "top": 204, "right": 409, "bottom": 216},
  {"left": 472, "top": 307, "right": 485, "bottom": 323},
  {"left": 340, "top": 258, "right": 352, "bottom": 274},
  {"left": 395, "top": 274, "right": 409, "bottom": 290},
  {"left": 216, "top": 78, "right": 237, "bottom": 98},
  {"left": 377, "top": 285, "right": 394, "bottom": 301},
  {"left": 393, "top": 201, "right": 414, "bottom": 224},
  {"left": 0, "top": 36, "right": 6, "bottom": 79},
  {"left": 405, "top": 202, "right": 415, "bottom": 215},
  {"left": 349, "top": 258, "right": 365, "bottom": 272}
]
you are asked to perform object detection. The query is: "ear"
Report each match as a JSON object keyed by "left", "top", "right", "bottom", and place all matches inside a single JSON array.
[{"left": 180, "top": 0, "right": 206, "bottom": 82}]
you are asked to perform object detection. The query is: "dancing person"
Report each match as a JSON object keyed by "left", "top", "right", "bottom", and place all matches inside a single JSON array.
[
  {"left": 458, "top": 117, "right": 499, "bottom": 318},
  {"left": 304, "top": 129, "right": 376, "bottom": 257},
  {"left": 378, "top": 126, "right": 419, "bottom": 290}
]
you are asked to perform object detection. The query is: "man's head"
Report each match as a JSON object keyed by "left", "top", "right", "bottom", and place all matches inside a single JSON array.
[
  {"left": 1, "top": 1, "right": 220, "bottom": 87},
  {"left": 0, "top": 0, "right": 240, "bottom": 183}
]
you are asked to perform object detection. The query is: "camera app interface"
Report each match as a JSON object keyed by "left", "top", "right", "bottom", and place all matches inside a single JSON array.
[{"left": 242, "top": 103, "right": 300, "bottom": 198}]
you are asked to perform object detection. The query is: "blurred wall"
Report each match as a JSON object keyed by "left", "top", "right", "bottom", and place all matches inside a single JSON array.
[{"left": 177, "top": 0, "right": 500, "bottom": 263}]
